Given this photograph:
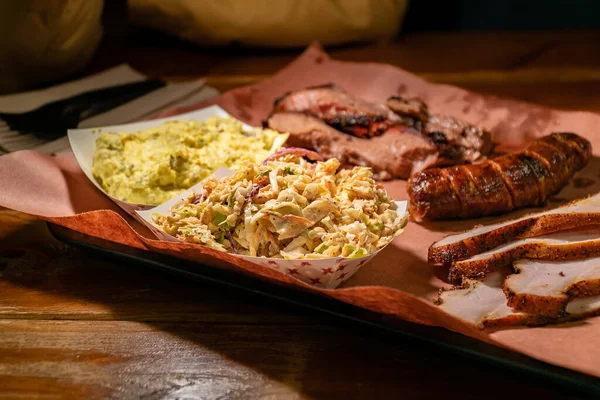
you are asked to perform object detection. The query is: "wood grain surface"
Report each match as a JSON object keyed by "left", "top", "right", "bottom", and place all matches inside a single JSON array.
[{"left": 2, "top": 30, "right": 600, "bottom": 399}]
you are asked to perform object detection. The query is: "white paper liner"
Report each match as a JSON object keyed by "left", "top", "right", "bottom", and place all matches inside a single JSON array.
[
  {"left": 135, "top": 177, "right": 408, "bottom": 289},
  {"left": 68, "top": 105, "right": 288, "bottom": 222}
]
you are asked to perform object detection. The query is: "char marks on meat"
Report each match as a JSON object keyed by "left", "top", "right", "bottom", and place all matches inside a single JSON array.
[
  {"left": 489, "top": 153, "right": 543, "bottom": 208},
  {"left": 407, "top": 169, "right": 462, "bottom": 220},
  {"left": 429, "top": 192, "right": 600, "bottom": 265},
  {"left": 386, "top": 96, "right": 493, "bottom": 163},
  {"left": 448, "top": 228, "right": 600, "bottom": 281},
  {"left": 409, "top": 133, "right": 592, "bottom": 220},
  {"left": 268, "top": 84, "right": 493, "bottom": 180},
  {"left": 431, "top": 192, "right": 600, "bottom": 328},
  {"left": 273, "top": 84, "right": 402, "bottom": 139},
  {"left": 267, "top": 112, "right": 439, "bottom": 180},
  {"left": 465, "top": 162, "right": 514, "bottom": 213}
]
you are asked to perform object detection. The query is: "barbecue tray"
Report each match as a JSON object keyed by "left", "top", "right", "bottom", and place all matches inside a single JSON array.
[{"left": 48, "top": 222, "right": 600, "bottom": 397}]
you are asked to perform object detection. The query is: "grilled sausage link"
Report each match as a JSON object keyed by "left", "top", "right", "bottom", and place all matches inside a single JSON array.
[{"left": 408, "top": 132, "right": 592, "bottom": 221}]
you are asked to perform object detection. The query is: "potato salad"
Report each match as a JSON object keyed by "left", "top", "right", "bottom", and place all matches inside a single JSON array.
[{"left": 92, "top": 116, "right": 288, "bottom": 205}]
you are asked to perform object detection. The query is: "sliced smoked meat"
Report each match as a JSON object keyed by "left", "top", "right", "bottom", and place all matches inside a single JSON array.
[
  {"left": 448, "top": 228, "right": 600, "bottom": 281},
  {"left": 268, "top": 86, "right": 494, "bottom": 178},
  {"left": 437, "top": 271, "right": 600, "bottom": 328},
  {"left": 267, "top": 112, "right": 439, "bottom": 180},
  {"left": 273, "top": 84, "right": 401, "bottom": 138},
  {"left": 429, "top": 193, "right": 600, "bottom": 265},
  {"left": 385, "top": 96, "right": 429, "bottom": 122},
  {"left": 504, "top": 257, "right": 600, "bottom": 317}
]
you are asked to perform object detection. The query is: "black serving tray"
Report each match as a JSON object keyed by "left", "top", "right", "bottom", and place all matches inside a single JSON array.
[{"left": 48, "top": 222, "right": 600, "bottom": 398}]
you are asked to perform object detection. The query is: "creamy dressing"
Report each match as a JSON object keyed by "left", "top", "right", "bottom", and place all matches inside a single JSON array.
[{"left": 92, "top": 117, "right": 288, "bottom": 205}]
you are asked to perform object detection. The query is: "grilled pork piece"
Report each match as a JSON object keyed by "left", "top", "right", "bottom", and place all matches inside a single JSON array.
[
  {"left": 437, "top": 271, "right": 600, "bottom": 328},
  {"left": 267, "top": 112, "right": 439, "bottom": 180},
  {"left": 566, "top": 295, "right": 600, "bottom": 315},
  {"left": 429, "top": 193, "right": 600, "bottom": 265},
  {"left": 449, "top": 228, "right": 600, "bottom": 281},
  {"left": 385, "top": 96, "right": 429, "bottom": 123},
  {"left": 408, "top": 132, "right": 592, "bottom": 221},
  {"left": 269, "top": 85, "right": 493, "bottom": 179},
  {"left": 505, "top": 258, "right": 600, "bottom": 317},
  {"left": 386, "top": 96, "right": 493, "bottom": 163},
  {"left": 438, "top": 272, "right": 539, "bottom": 328},
  {"left": 273, "top": 84, "right": 402, "bottom": 138}
]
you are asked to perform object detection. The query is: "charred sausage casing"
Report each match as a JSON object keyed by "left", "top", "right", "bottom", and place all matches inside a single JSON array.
[{"left": 407, "top": 132, "right": 592, "bottom": 221}]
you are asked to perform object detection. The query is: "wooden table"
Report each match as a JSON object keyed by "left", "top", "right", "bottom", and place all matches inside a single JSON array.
[{"left": 2, "top": 31, "right": 599, "bottom": 399}]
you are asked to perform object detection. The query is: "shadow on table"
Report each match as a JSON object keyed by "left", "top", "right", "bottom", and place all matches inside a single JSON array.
[{"left": 0, "top": 221, "right": 590, "bottom": 399}]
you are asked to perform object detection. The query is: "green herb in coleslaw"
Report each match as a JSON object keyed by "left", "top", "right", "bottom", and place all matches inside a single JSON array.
[{"left": 153, "top": 151, "right": 408, "bottom": 259}]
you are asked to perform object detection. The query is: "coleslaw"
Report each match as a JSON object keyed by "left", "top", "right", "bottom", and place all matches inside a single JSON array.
[{"left": 153, "top": 149, "right": 408, "bottom": 259}]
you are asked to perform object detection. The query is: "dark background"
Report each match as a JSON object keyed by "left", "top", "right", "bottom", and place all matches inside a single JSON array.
[
  {"left": 403, "top": 0, "right": 600, "bottom": 31},
  {"left": 106, "top": 0, "right": 600, "bottom": 36}
]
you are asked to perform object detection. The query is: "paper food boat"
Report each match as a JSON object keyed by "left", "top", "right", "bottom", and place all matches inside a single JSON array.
[
  {"left": 135, "top": 176, "right": 408, "bottom": 289},
  {"left": 68, "top": 105, "right": 288, "bottom": 219},
  {"left": 69, "top": 103, "right": 407, "bottom": 289}
]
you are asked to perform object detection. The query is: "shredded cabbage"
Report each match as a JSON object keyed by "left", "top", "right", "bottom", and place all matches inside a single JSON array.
[{"left": 153, "top": 153, "right": 408, "bottom": 259}]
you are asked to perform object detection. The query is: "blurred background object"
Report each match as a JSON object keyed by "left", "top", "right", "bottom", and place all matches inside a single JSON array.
[
  {"left": 2, "top": 0, "right": 599, "bottom": 135},
  {"left": 0, "top": 0, "right": 104, "bottom": 94},
  {"left": 402, "top": 0, "right": 600, "bottom": 31},
  {"left": 127, "top": 0, "right": 409, "bottom": 47},
  {"left": 4, "top": 0, "right": 600, "bottom": 97}
]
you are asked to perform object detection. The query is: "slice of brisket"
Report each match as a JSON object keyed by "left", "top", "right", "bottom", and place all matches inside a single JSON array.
[
  {"left": 273, "top": 84, "right": 402, "bottom": 138},
  {"left": 267, "top": 112, "right": 439, "bottom": 180},
  {"left": 386, "top": 96, "right": 493, "bottom": 164},
  {"left": 267, "top": 85, "right": 494, "bottom": 180}
]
